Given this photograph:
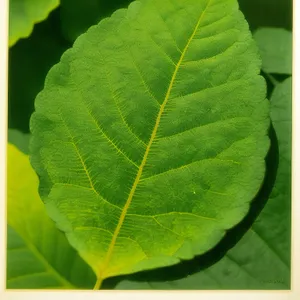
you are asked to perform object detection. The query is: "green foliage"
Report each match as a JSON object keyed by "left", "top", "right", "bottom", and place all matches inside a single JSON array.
[
  {"left": 115, "top": 77, "right": 292, "bottom": 290},
  {"left": 254, "top": 28, "right": 292, "bottom": 75},
  {"left": 7, "top": 0, "right": 292, "bottom": 291},
  {"left": 9, "top": 0, "right": 60, "bottom": 46},
  {"left": 8, "top": 0, "right": 292, "bottom": 134},
  {"left": 30, "top": 0, "right": 269, "bottom": 288},
  {"left": 8, "top": 129, "right": 30, "bottom": 154},
  {"left": 7, "top": 143, "right": 95, "bottom": 289}
]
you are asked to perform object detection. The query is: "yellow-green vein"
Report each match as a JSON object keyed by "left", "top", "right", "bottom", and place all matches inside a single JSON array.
[
  {"left": 8, "top": 226, "right": 75, "bottom": 288},
  {"left": 93, "top": 0, "right": 212, "bottom": 290}
]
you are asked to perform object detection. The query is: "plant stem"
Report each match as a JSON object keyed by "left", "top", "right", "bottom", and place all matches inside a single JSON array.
[{"left": 93, "top": 277, "right": 103, "bottom": 290}]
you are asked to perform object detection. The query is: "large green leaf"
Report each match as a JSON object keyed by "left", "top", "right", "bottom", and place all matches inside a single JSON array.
[
  {"left": 8, "top": 14, "right": 69, "bottom": 133},
  {"left": 253, "top": 28, "right": 292, "bottom": 75},
  {"left": 60, "top": 0, "right": 133, "bottom": 43},
  {"left": 9, "top": 0, "right": 60, "bottom": 46},
  {"left": 7, "top": 142, "right": 95, "bottom": 289},
  {"left": 30, "top": 0, "right": 269, "bottom": 289},
  {"left": 115, "top": 77, "right": 292, "bottom": 290}
]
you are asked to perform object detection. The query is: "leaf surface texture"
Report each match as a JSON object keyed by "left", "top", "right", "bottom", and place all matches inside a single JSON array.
[
  {"left": 116, "top": 77, "right": 292, "bottom": 290},
  {"left": 7, "top": 142, "right": 95, "bottom": 289},
  {"left": 30, "top": 0, "right": 270, "bottom": 286},
  {"left": 253, "top": 28, "right": 292, "bottom": 75}
]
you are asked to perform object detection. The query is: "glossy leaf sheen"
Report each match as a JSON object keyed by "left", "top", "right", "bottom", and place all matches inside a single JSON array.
[
  {"left": 7, "top": 143, "right": 95, "bottom": 289},
  {"left": 116, "top": 77, "right": 292, "bottom": 290},
  {"left": 9, "top": 0, "right": 59, "bottom": 47},
  {"left": 30, "top": 0, "right": 270, "bottom": 285}
]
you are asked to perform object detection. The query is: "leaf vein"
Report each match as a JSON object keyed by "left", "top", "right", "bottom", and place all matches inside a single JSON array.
[
  {"left": 158, "top": 116, "right": 250, "bottom": 140},
  {"left": 169, "top": 77, "right": 244, "bottom": 102},
  {"left": 250, "top": 228, "right": 290, "bottom": 269},
  {"left": 94, "top": 0, "right": 213, "bottom": 288},
  {"left": 82, "top": 104, "right": 140, "bottom": 168},
  {"left": 7, "top": 271, "right": 50, "bottom": 283},
  {"left": 7, "top": 224, "right": 75, "bottom": 288},
  {"left": 123, "top": 16, "right": 178, "bottom": 66},
  {"left": 141, "top": 158, "right": 240, "bottom": 182},
  {"left": 123, "top": 41, "right": 162, "bottom": 107},
  {"left": 225, "top": 254, "right": 260, "bottom": 282},
  {"left": 102, "top": 55, "right": 148, "bottom": 147},
  {"left": 152, "top": 217, "right": 184, "bottom": 238},
  {"left": 53, "top": 183, "right": 123, "bottom": 211}
]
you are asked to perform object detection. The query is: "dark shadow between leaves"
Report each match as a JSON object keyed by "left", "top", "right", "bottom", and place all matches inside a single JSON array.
[
  {"left": 102, "top": 124, "right": 279, "bottom": 289},
  {"left": 8, "top": 8, "right": 71, "bottom": 133}
]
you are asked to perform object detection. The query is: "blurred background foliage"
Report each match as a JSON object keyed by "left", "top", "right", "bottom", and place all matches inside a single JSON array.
[
  {"left": 8, "top": 0, "right": 292, "bottom": 133},
  {"left": 239, "top": 0, "right": 292, "bottom": 31}
]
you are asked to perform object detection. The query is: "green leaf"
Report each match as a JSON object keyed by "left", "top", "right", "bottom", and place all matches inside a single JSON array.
[
  {"left": 30, "top": 0, "right": 270, "bottom": 288},
  {"left": 8, "top": 15, "right": 68, "bottom": 133},
  {"left": 253, "top": 27, "right": 292, "bottom": 75},
  {"left": 8, "top": 129, "right": 30, "bottom": 154},
  {"left": 9, "top": 0, "right": 60, "bottom": 47},
  {"left": 60, "top": 0, "right": 133, "bottom": 43},
  {"left": 7, "top": 142, "right": 95, "bottom": 289},
  {"left": 115, "top": 77, "right": 292, "bottom": 290}
]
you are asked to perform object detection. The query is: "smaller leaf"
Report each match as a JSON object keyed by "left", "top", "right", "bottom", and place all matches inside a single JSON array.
[
  {"left": 7, "top": 140, "right": 95, "bottom": 289},
  {"left": 9, "top": 0, "right": 60, "bottom": 46},
  {"left": 253, "top": 27, "right": 292, "bottom": 75}
]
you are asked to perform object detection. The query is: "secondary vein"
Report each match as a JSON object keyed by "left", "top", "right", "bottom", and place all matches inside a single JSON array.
[
  {"left": 93, "top": 0, "right": 212, "bottom": 290},
  {"left": 9, "top": 225, "right": 75, "bottom": 288}
]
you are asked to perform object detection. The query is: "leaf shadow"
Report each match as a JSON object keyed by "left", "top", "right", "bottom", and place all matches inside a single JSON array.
[{"left": 103, "top": 124, "right": 279, "bottom": 288}]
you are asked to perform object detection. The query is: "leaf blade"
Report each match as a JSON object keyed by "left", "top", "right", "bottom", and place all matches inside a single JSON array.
[
  {"left": 9, "top": 0, "right": 60, "bottom": 46},
  {"left": 7, "top": 142, "right": 95, "bottom": 289},
  {"left": 253, "top": 27, "right": 292, "bottom": 75},
  {"left": 30, "top": 0, "right": 270, "bottom": 286},
  {"left": 115, "top": 77, "right": 292, "bottom": 290},
  {"left": 94, "top": 0, "right": 222, "bottom": 288}
]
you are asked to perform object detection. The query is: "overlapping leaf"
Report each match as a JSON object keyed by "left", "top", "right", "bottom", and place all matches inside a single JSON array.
[
  {"left": 30, "top": 0, "right": 269, "bottom": 288},
  {"left": 8, "top": 16, "right": 68, "bottom": 132},
  {"left": 7, "top": 142, "right": 95, "bottom": 289},
  {"left": 253, "top": 28, "right": 292, "bottom": 75},
  {"left": 115, "top": 77, "right": 292, "bottom": 290},
  {"left": 9, "top": 0, "right": 60, "bottom": 46}
]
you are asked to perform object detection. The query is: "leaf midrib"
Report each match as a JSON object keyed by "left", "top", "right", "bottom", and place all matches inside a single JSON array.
[{"left": 93, "top": 0, "right": 212, "bottom": 289}]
